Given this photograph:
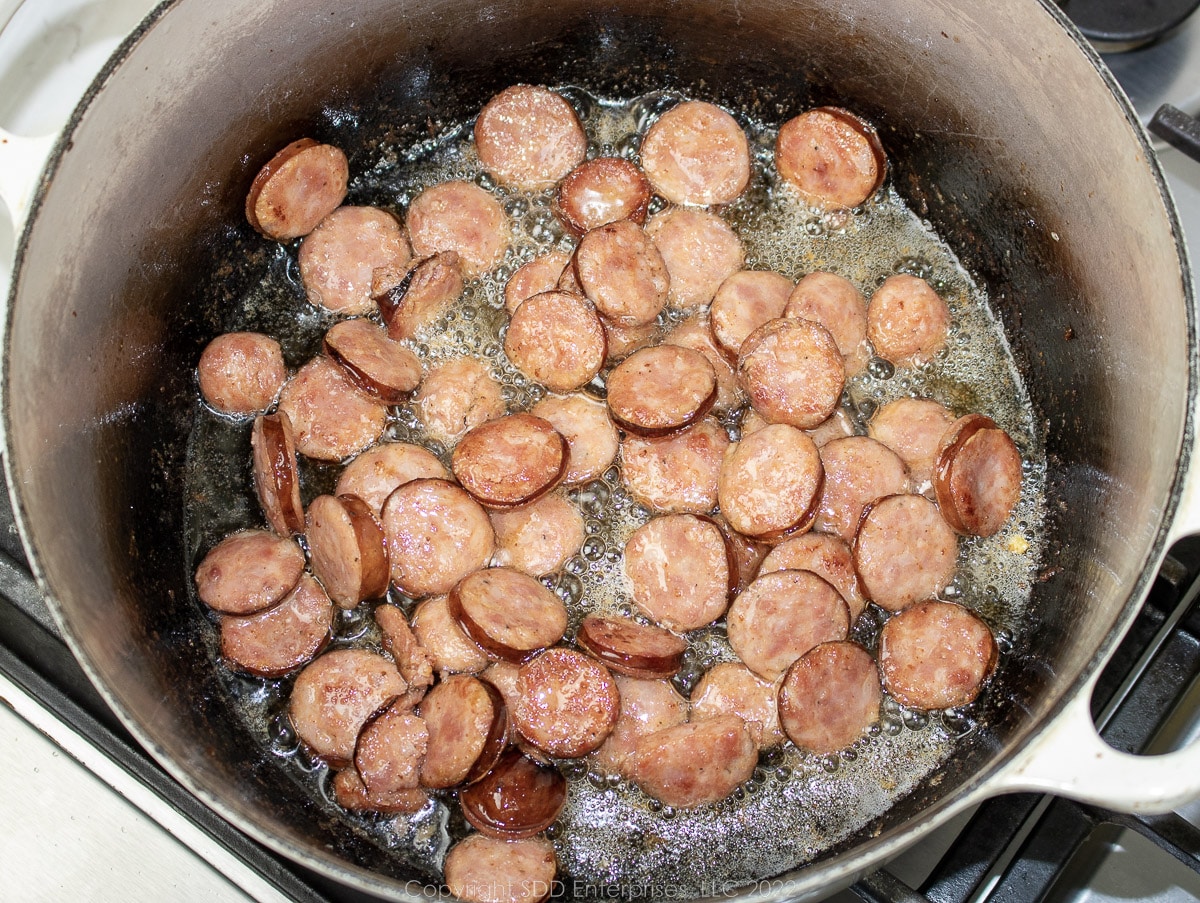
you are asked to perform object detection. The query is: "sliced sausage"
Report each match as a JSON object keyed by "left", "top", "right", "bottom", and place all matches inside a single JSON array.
[
  {"left": 853, "top": 493, "right": 957, "bottom": 613},
  {"left": 504, "top": 291, "right": 607, "bottom": 393},
  {"left": 452, "top": 414, "right": 568, "bottom": 508},
  {"left": 620, "top": 417, "right": 729, "bottom": 515},
  {"left": 640, "top": 100, "right": 751, "bottom": 206},
  {"left": 601, "top": 318, "right": 658, "bottom": 362},
  {"left": 198, "top": 332, "right": 287, "bottom": 416},
  {"left": 778, "top": 641, "right": 881, "bottom": 753},
  {"left": 577, "top": 615, "right": 688, "bottom": 679},
  {"left": 245, "top": 138, "right": 348, "bottom": 240},
  {"left": 717, "top": 423, "right": 823, "bottom": 541},
  {"left": 411, "top": 594, "right": 489, "bottom": 676},
  {"left": 354, "top": 704, "right": 428, "bottom": 794},
  {"left": 505, "top": 251, "right": 571, "bottom": 315},
  {"left": 662, "top": 313, "right": 743, "bottom": 414},
  {"left": 289, "top": 648, "right": 407, "bottom": 765},
  {"left": 804, "top": 407, "right": 857, "bottom": 448},
  {"left": 691, "top": 661, "right": 784, "bottom": 748},
  {"left": 381, "top": 478, "right": 496, "bottom": 597},
  {"left": 220, "top": 573, "right": 333, "bottom": 677},
  {"left": 710, "top": 270, "right": 793, "bottom": 358},
  {"left": 375, "top": 603, "right": 434, "bottom": 708},
  {"left": 323, "top": 318, "right": 422, "bottom": 403},
  {"left": 444, "top": 833, "right": 558, "bottom": 903},
  {"left": 251, "top": 411, "right": 304, "bottom": 537},
  {"left": 606, "top": 345, "right": 718, "bottom": 437},
  {"left": 513, "top": 648, "right": 620, "bottom": 757},
  {"left": 418, "top": 674, "right": 508, "bottom": 787},
  {"left": 784, "top": 271, "right": 870, "bottom": 376},
  {"left": 335, "top": 441, "right": 450, "bottom": 517},
  {"left": 475, "top": 85, "right": 588, "bottom": 190},
  {"left": 481, "top": 661, "right": 554, "bottom": 765},
  {"left": 592, "top": 675, "right": 688, "bottom": 779},
  {"left": 414, "top": 356, "right": 506, "bottom": 446},
  {"left": 460, "top": 749, "right": 568, "bottom": 839},
  {"left": 277, "top": 355, "right": 388, "bottom": 462},
  {"left": 869, "top": 397, "right": 956, "bottom": 489},
  {"left": 489, "top": 493, "right": 585, "bottom": 577},
  {"left": 631, "top": 713, "right": 757, "bottom": 809},
  {"left": 716, "top": 516, "right": 770, "bottom": 593},
  {"left": 531, "top": 393, "right": 619, "bottom": 486},
  {"left": 298, "top": 206, "right": 412, "bottom": 315},
  {"left": 624, "top": 513, "right": 732, "bottom": 631},
  {"left": 726, "top": 569, "right": 850, "bottom": 681},
  {"left": 405, "top": 180, "right": 509, "bottom": 278},
  {"left": 555, "top": 156, "right": 652, "bottom": 236},
  {"left": 573, "top": 220, "right": 669, "bottom": 326},
  {"left": 813, "top": 436, "right": 910, "bottom": 541},
  {"left": 306, "top": 493, "right": 389, "bottom": 609},
  {"left": 866, "top": 274, "right": 950, "bottom": 367},
  {"left": 738, "top": 317, "right": 845, "bottom": 430},
  {"left": 332, "top": 767, "right": 428, "bottom": 814},
  {"left": 376, "top": 251, "right": 465, "bottom": 341},
  {"left": 878, "top": 600, "right": 998, "bottom": 710},
  {"left": 645, "top": 207, "right": 744, "bottom": 310},
  {"left": 760, "top": 532, "right": 866, "bottom": 622},
  {"left": 450, "top": 567, "right": 568, "bottom": 662},
  {"left": 775, "top": 107, "right": 885, "bottom": 210},
  {"left": 195, "top": 529, "right": 304, "bottom": 615},
  {"left": 934, "top": 414, "right": 1023, "bottom": 537}
]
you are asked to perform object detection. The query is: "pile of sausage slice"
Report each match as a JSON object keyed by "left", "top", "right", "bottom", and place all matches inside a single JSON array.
[{"left": 195, "top": 84, "right": 1025, "bottom": 903}]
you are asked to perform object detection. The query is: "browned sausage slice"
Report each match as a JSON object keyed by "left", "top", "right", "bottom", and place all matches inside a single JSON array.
[
  {"left": 530, "top": 393, "right": 619, "bottom": 485},
  {"left": 778, "top": 641, "right": 881, "bottom": 753},
  {"left": 444, "top": 833, "right": 558, "bottom": 903},
  {"left": 775, "top": 107, "right": 885, "bottom": 210},
  {"left": 251, "top": 411, "right": 304, "bottom": 537},
  {"left": 376, "top": 251, "right": 465, "bottom": 341},
  {"left": 878, "top": 601, "right": 998, "bottom": 709},
  {"left": 195, "top": 529, "right": 304, "bottom": 615},
  {"left": 277, "top": 356, "right": 388, "bottom": 462},
  {"left": 405, "top": 180, "right": 509, "bottom": 278},
  {"left": 305, "top": 494, "right": 389, "bottom": 609},
  {"left": 513, "top": 648, "right": 620, "bottom": 757},
  {"left": 640, "top": 100, "right": 751, "bottom": 206},
  {"left": 813, "top": 436, "right": 910, "bottom": 541},
  {"left": 460, "top": 749, "right": 568, "bottom": 839},
  {"left": 452, "top": 414, "right": 568, "bottom": 508},
  {"left": 299, "top": 206, "right": 412, "bottom": 315},
  {"left": 577, "top": 615, "right": 688, "bottom": 679},
  {"left": 592, "top": 676, "right": 688, "bottom": 779},
  {"left": 853, "top": 493, "right": 957, "bottom": 612},
  {"left": 738, "top": 317, "right": 845, "bottom": 430},
  {"left": 690, "top": 662, "right": 784, "bottom": 748},
  {"left": 645, "top": 207, "right": 744, "bottom": 310},
  {"left": 289, "top": 648, "right": 407, "bottom": 765},
  {"left": 504, "top": 291, "right": 607, "bottom": 393},
  {"left": 718, "top": 423, "right": 823, "bottom": 541},
  {"left": 449, "top": 567, "right": 568, "bottom": 662},
  {"left": 414, "top": 356, "right": 506, "bottom": 447},
  {"left": 631, "top": 713, "right": 757, "bottom": 808},
  {"left": 624, "top": 513, "right": 732, "bottom": 631},
  {"left": 555, "top": 156, "right": 652, "bottom": 236},
  {"left": 866, "top": 274, "right": 950, "bottom": 367},
  {"left": 220, "top": 573, "right": 332, "bottom": 677},
  {"left": 375, "top": 603, "right": 434, "bottom": 707},
  {"left": 323, "top": 318, "right": 422, "bottom": 403},
  {"left": 573, "top": 220, "right": 669, "bottom": 326},
  {"left": 418, "top": 674, "right": 508, "bottom": 787},
  {"left": 488, "top": 493, "right": 585, "bottom": 577},
  {"left": 934, "top": 414, "right": 1023, "bottom": 537},
  {"left": 784, "top": 271, "right": 870, "bottom": 376},
  {"left": 620, "top": 418, "right": 729, "bottom": 515},
  {"left": 475, "top": 85, "right": 588, "bottom": 190},
  {"left": 760, "top": 532, "right": 866, "bottom": 622},
  {"left": 606, "top": 345, "right": 718, "bottom": 437},
  {"left": 505, "top": 251, "right": 572, "bottom": 315},
  {"left": 662, "top": 313, "right": 743, "bottom": 414},
  {"left": 246, "top": 138, "right": 348, "bottom": 240},
  {"left": 382, "top": 478, "right": 496, "bottom": 597},
  {"left": 716, "top": 516, "right": 770, "bottom": 593},
  {"left": 411, "top": 594, "right": 489, "bottom": 676},
  {"left": 726, "top": 569, "right": 850, "bottom": 681},
  {"left": 198, "top": 332, "right": 287, "bottom": 416},
  {"left": 354, "top": 704, "right": 428, "bottom": 794},
  {"left": 710, "top": 270, "right": 793, "bottom": 358},
  {"left": 335, "top": 441, "right": 450, "bottom": 517},
  {"left": 332, "top": 768, "right": 429, "bottom": 814},
  {"left": 868, "top": 397, "right": 956, "bottom": 489}
]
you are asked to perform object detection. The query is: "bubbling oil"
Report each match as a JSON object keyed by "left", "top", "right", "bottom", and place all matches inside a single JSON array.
[{"left": 182, "top": 88, "right": 1046, "bottom": 896}]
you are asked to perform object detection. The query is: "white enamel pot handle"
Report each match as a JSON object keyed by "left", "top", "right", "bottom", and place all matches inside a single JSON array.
[{"left": 0, "top": 127, "right": 56, "bottom": 235}]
